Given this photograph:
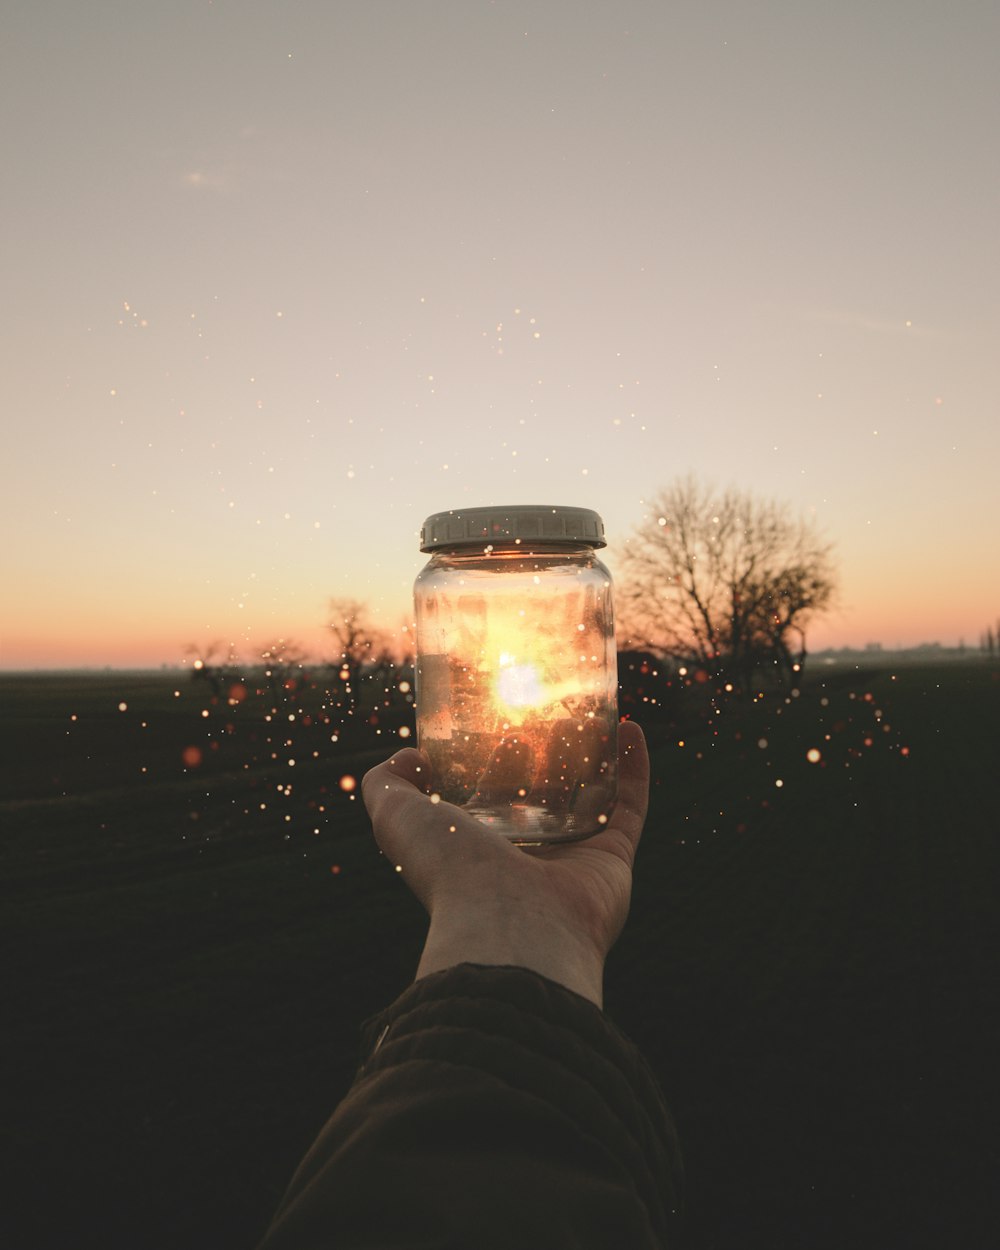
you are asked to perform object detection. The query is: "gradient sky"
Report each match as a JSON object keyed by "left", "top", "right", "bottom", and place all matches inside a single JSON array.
[{"left": 4, "top": 1, "right": 998, "bottom": 669}]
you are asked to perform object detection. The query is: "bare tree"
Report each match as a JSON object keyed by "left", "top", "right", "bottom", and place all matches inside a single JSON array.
[
  {"left": 184, "top": 640, "right": 240, "bottom": 698},
  {"left": 327, "top": 598, "right": 380, "bottom": 710},
  {"left": 258, "top": 637, "right": 310, "bottom": 703},
  {"left": 617, "top": 478, "right": 837, "bottom": 690}
]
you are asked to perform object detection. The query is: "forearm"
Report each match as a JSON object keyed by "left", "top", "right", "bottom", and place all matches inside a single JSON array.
[{"left": 257, "top": 965, "right": 683, "bottom": 1250}]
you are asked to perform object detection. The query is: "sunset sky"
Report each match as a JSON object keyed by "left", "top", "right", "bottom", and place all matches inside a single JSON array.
[{"left": 3, "top": 1, "right": 998, "bottom": 670}]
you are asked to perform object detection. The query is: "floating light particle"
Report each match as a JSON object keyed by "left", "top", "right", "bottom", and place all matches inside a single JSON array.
[
  {"left": 758, "top": 738, "right": 768, "bottom": 749},
  {"left": 331, "top": 864, "right": 341, "bottom": 875},
  {"left": 201, "top": 709, "right": 210, "bottom": 719},
  {"left": 398, "top": 725, "right": 411, "bottom": 738},
  {"left": 775, "top": 779, "right": 784, "bottom": 788},
  {"left": 118, "top": 702, "right": 128, "bottom": 712},
  {"left": 806, "top": 748, "right": 822, "bottom": 764},
  {"left": 339, "top": 775, "right": 357, "bottom": 792},
  {"left": 182, "top": 746, "right": 203, "bottom": 768},
  {"left": 395, "top": 864, "right": 403, "bottom": 873},
  {"left": 430, "top": 793, "right": 441, "bottom": 804},
  {"left": 677, "top": 739, "right": 685, "bottom": 748},
  {"left": 597, "top": 814, "right": 608, "bottom": 825}
]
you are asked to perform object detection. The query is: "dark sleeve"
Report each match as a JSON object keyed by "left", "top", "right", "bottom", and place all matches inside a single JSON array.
[{"left": 257, "top": 963, "right": 684, "bottom": 1250}]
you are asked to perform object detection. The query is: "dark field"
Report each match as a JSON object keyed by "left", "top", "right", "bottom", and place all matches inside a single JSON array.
[{"left": 2, "top": 662, "right": 998, "bottom": 1249}]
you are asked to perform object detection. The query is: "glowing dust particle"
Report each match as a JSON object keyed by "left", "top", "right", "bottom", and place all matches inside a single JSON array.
[
  {"left": 182, "top": 746, "right": 203, "bottom": 768},
  {"left": 758, "top": 738, "right": 768, "bottom": 749},
  {"left": 339, "top": 775, "right": 357, "bottom": 792},
  {"left": 395, "top": 865, "right": 403, "bottom": 873},
  {"left": 597, "top": 814, "right": 608, "bottom": 824},
  {"left": 807, "top": 748, "right": 822, "bottom": 764},
  {"left": 398, "top": 726, "right": 411, "bottom": 738},
  {"left": 775, "top": 779, "right": 784, "bottom": 788},
  {"left": 118, "top": 702, "right": 128, "bottom": 712},
  {"left": 677, "top": 740, "right": 685, "bottom": 748},
  {"left": 429, "top": 793, "right": 441, "bottom": 804},
  {"left": 331, "top": 864, "right": 341, "bottom": 874}
]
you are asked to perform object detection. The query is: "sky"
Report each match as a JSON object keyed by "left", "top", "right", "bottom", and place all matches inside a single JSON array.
[{"left": 3, "top": 0, "right": 998, "bottom": 669}]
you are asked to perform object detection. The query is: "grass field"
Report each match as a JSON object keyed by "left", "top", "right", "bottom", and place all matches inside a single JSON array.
[{"left": 2, "top": 661, "right": 998, "bottom": 1249}]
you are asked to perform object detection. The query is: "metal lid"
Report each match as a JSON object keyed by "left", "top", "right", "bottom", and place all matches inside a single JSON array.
[{"left": 420, "top": 505, "right": 606, "bottom": 552}]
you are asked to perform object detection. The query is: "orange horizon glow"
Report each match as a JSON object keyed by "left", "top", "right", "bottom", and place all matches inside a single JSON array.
[{"left": 3, "top": 586, "right": 994, "bottom": 672}]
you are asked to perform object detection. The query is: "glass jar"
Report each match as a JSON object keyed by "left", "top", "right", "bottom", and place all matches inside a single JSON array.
[{"left": 413, "top": 505, "right": 618, "bottom": 843}]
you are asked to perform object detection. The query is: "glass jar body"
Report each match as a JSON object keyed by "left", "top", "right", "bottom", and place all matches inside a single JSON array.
[{"left": 413, "top": 543, "right": 618, "bottom": 843}]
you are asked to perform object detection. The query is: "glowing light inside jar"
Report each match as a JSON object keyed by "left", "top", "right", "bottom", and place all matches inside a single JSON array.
[
  {"left": 482, "top": 597, "right": 595, "bottom": 723},
  {"left": 496, "top": 654, "right": 543, "bottom": 708}
]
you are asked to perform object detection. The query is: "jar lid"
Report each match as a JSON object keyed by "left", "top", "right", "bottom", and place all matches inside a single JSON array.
[{"left": 420, "top": 505, "right": 606, "bottom": 552}]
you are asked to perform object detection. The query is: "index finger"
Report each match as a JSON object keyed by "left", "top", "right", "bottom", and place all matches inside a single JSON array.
[
  {"left": 615, "top": 719, "right": 650, "bottom": 834},
  {"left": 360, "top": 749, "right": 434, "bottom": 851}
]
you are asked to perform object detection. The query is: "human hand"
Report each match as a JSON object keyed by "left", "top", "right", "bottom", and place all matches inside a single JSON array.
[{"left": 361, "top": 720, "right": 650, "bottom": 1008}]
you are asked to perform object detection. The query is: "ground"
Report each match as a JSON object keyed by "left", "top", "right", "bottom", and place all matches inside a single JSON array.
[{"left": 1, "top": 661, "right": 997, "bottom": 1249}]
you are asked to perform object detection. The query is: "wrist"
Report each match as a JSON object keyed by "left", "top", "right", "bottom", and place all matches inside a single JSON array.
[{"left": 415, "top": 900, "right": 606, "bottom": 1009}]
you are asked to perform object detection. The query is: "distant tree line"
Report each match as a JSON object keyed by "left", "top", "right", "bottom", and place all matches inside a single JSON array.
[
  {"left": 980, "top": 621, "right": 1000, "bottom": 658},
  {"left": 185, "top": 598, "right": 416, "bottom": 748}
]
